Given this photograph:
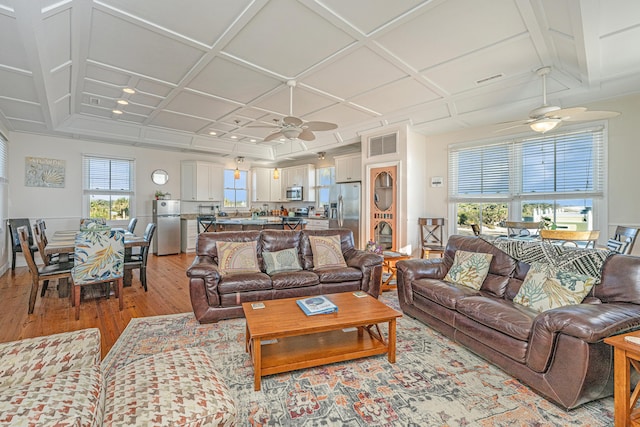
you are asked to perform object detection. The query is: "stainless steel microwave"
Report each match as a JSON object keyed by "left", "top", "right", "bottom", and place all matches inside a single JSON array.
[{"left": 286, "top": 186, "right": 303, "bottom": 201}]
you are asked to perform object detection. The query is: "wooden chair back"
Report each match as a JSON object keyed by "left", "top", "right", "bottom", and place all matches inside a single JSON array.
[
  {"left": 611, "top": 226, "right": 639, "bottom": 254},
  {"left": 505, "top": 221, "right": 544, "bottom": 238},
  {"left": 470, "top": 224, "right": 481, "bottom": 236},
  {"left": 419, "top": 218, "right": 445, "bottom": 258},
  {"left": 540, "top": 229, "right": 600, "bottom": 248}
]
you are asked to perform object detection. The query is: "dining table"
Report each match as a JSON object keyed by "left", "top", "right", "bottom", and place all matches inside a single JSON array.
[{"left": 44, "top": 229, "right": 149, "bottom": 298}]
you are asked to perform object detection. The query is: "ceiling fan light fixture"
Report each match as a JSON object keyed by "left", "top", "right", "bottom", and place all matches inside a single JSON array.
[
  {"left": 282, "top": 128, "right": 302, "bottom": 139},
  {"left": 530, "top": 118, "right": 560, "bottom": 133}
]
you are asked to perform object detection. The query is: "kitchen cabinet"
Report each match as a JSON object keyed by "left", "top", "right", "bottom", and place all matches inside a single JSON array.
[
  {"left": 181, "top": 161, "right": 223, "bottom": 201},
  {"left": 180, "top": 219, "right": 197, "bottom": 253},
  {"left": 335, "top": 153, "right": 361, "bottom": 182},
  {"left": 284, "top": 164, "right": 315, "bottom": 201},
  {"left": 251, "top": 168, "right": 283, "bottom": 202}
]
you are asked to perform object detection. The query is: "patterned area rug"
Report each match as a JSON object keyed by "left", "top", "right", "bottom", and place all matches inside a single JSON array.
[{"left": 102, "top": 292, "right": 614, "bottom": 426}]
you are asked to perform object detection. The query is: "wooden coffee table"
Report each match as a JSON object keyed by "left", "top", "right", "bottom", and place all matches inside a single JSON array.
[{"left": 242, "top": 292, "right": 402, "bottom": 391}]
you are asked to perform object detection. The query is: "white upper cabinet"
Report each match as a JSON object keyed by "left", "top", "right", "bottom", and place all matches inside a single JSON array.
[
  {"left": 335, "top": 153, "right": 362, "bottom": 182},
  {"left": 252, "top": 168, "right": 284, "bottom": 202},
  {"left": 181, "top": 161, "right": 223, "bottom": 201},
  {"left": 284, "top": 164, "right": 315, "bottom": 201}
]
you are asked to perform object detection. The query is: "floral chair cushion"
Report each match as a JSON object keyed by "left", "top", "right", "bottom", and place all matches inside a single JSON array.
[{"left": 72, "top": 229, "right": 124, "bottom": 285}]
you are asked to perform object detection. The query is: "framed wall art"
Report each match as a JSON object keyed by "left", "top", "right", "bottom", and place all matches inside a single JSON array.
[{"left": 25, "top": 157, "right": 66, "bottom": 188}]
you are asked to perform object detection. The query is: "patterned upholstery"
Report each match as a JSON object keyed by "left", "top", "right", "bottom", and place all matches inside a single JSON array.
[
  {"left": 72, "top": 229, "right": 125, "bottom": 320},
  {"left": 103, "top": 348, "right": 237, "bottom": 426},
  {"left": 0, "top": 330, "right": 236, "bottom": 427},
  {"left": 0, "top": 329, "right": 103, "bottom": 426}
]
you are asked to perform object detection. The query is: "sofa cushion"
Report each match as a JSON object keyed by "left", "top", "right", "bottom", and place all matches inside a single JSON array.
[
  {"left": 271, "top": 270, "right": 319, "bottom": 289},
  {"left": 103, "top": 348, "right": 236, "bottom": 427},
  {"left": 217, "top": 272, "right": 272, "bottom": 294},
  {"left": 443, "top": 250, "right": 493, "bottom": 290},
  {"left": 309, "top": 235, "right": 347, "bottom": 269},
  {"left": 0, "top": 366, "right": 104, "bottom": 427},
  {"left": 412, "top": 278, "right": 480, "bottom": 310},
  {"left": 263, "top": 248, "right": 302, "bottom": 274},
  {"left": 513, "top": 263, "right": 596, "bottom": 312},
  {"left": 314, "top": 266, "right": 362, "bottom": 283},
  {"left": 456, "top": 296, "right": 536, "bottom": 342},
  {"left": 216, "top": 240, "right": 260, "bottom": 276}
]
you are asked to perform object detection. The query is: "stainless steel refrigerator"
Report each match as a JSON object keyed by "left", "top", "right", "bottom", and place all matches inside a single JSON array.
[
  {"left": 329, "top": 182, "right": 361, "bottom": 248},
  {"left": 152, "top": 199, "right": 181, "bottom": 255}
]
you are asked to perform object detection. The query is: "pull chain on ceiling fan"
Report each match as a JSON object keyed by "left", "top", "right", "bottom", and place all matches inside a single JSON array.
[{"left": 249, "top": 80, "right": 338, "bottom": 142}]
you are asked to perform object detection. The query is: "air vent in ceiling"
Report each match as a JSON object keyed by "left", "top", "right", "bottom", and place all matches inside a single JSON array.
[
  {"left": 475, "top": 73, "right": 504, "bottom": 85},
  {"left": 369, "top": 133, "right": 397, "bottom": 157},
  {"left": 89, "top": 97, "right": 100, "bottom": 105}
]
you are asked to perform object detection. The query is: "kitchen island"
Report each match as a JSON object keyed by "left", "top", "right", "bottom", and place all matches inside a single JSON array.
[{"left": 197, "top": 216, "right": 307, "bottom": 232}]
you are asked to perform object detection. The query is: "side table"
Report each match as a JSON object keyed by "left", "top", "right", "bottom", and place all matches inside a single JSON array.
[
  {"left": 381, "top": 251, "right": 411, "bottom": 292},
  {"left": 604, "top": 331, "right": 640, "bottom": 426}
]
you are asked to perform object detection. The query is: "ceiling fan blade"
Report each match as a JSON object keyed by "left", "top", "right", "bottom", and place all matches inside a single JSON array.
[
  {"left": 546, "top": 107, "right": 586, "bottom": 118},
  {"left": 246, "top": 124, "right": 279, "bottom": 128},
  {"left": 562, "top": 110, "right": 620, "bottom": 122},
  {"left": 304, "top": 121, "right": 338, "bottom": 131},
  {"left": 264, "top": 131, "right": 283, "bottom": 142},
  {"left": 298, "top": 129, "right": 316, "bottom": 141},
  {"left": 283, "top": 116, "right": 303, "bottom": 126},
  {"left": 494, "top": 122, "right": 529, "bottom": 133}
]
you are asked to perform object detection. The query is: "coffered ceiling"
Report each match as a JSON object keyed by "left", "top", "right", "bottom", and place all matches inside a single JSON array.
[{"left": 1, "top": 0, "right": 639, "bottom": 162}]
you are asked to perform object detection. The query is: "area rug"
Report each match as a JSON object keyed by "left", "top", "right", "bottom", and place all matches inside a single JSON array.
[{"left": 102, "top": 292, "right": 614, "bottom": 426}]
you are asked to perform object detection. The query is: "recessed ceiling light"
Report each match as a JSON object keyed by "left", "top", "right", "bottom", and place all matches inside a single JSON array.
[
  {"left": 209, "top": 131, "right": 217, "bottom": 136},
  {"left": 123, "top": 88, "right": 135, "bottom": 94},
  {"left": 230, "top": 135, "right": 238, "bottom": 139},
  {"left": 112, "top": 109, "right": 123, "bottom": 115},
  {"left": 250, "top": 139, "right": 256, "bottom": 142},
  {"left": 117, "top": 99, "right": 129, "bottom": 105}
]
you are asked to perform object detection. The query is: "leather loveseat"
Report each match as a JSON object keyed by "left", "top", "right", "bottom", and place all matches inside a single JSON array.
[
  {"left": 187, "top": 228, "right": 383, "bottom": 323},
  {"left": 395, "top": 235, "right": 640, "bottom": 410}
]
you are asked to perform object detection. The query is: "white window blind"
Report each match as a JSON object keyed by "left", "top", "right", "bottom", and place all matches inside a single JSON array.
[
  {"left": 449, "top": 127, "right": 605, "bottom": 202},
  {"left": 82, "top": 155, "right": 134, "bottom": 194},
  {"left": 0, "top": 133, "right": 7, "bottom": 183}
]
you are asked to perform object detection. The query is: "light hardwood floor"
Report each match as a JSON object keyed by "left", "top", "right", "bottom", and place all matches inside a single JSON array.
[{"left": 0, "top": 253, "right": 196, "bottom": 358}]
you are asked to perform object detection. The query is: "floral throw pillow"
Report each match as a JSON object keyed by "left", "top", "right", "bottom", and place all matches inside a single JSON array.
[
  {"left": 263, "top": 248, "right": 302, "bottom": 274},
  {"left": 513, "top": 262, "right": 596, "bottom": 312},
  {"left": 216, "top": 241, "right": 260, "bottom": 276},
  {"left": 443, "top": 250, "right": 493, "bottom": 290},
  {"left": 309, "top": 235, "right": 347, "bottom": 269}
]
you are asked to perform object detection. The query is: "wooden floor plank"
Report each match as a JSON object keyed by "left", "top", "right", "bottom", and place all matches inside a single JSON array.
[{"left": 0, "top": 253, "right": 196, "bottom": 358}]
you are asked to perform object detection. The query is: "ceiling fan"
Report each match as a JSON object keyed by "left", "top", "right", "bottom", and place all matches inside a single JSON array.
[
  {"left": 250, "top": 80, "right": 338, "bottom": 142},
  {"left": 497, "top": 66, "right": 620, "bottom": 134}
]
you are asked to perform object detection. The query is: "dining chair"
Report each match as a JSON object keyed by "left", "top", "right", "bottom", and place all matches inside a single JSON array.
[
  {"left": 418, "top": 218, "right": 445, "bottom": 258},
  {"left": 607, "top": 226, "right": 639, "bottom": 254},
  {"left": 540, "top": 229, "right": 600, "bottom": 248},
  {"left": 124, "top": 223, "right": 156, "bottom": 291},
  {"left": 127, "top": 217, "right": 138, "bottom": 233},
  {"left": 505, "top": 221, "right": 544, "bottom": 239},
  {"left": 7, "top": 218, "right": 38, "bottom": 271},
  {"left": 282, "top": 218, "right": 302, "bottom": 230},
  {"left": 17, "top": 226, "right": 73, "bottom": 314},
  {"left": 71, "top": 229, "right": 125, "bottom": 320},
  {"left": 470, "top": 224, "right": 481, "bottom": 236}
]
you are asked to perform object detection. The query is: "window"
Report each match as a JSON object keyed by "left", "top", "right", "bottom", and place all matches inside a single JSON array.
[
  {"left": 449, "top": 126, "right": 605, "bottom": 235},
  {"left": 0, "top": 133, "right": 7, "bottom": 260},
  {"left": 82, "top": 155, "right": 134, "bottom": 220},
  {"left": 223, "top": 169, "right": 248, "bottom": 208},
  {"left": 316, "top": 167, "right": 334, "bottom": 209}
]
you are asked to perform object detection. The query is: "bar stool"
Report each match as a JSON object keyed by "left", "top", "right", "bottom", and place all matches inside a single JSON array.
[{"left": 419, "top": 218, "right": 445, "bottom": 258}]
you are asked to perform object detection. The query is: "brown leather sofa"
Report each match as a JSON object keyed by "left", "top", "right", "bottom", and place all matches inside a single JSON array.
[
  {"left": 187, "top": 228, "right": 383, "bottom": 324},
  {"left": 395, "top": 235, "right": 640, "bottom": 410}
]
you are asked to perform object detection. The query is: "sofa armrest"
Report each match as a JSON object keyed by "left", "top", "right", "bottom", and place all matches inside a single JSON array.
[
  {"left": 527, "top": 303, "right": 640, "bottom": 372},
  {"left": 0, "top": 328, "right": 100, "bottom": 390},
  {"left": 344, "top": 250, "right": 384, "bottom": 297},
  {"left": 395, "top": 258, "right": 448, "bottom": 306},
  {"left": 186, "top": 255, "right": 221, "bottom": 280}
]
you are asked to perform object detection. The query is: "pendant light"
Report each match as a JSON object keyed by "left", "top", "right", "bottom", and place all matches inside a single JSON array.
[
  {"left": 234, "top": 157, "right": 244, "bottom": 179},
  {"left": 273, "top": 167, "right": 280, "bottom": 180}
]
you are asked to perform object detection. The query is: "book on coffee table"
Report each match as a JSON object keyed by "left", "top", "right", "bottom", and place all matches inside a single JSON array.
[{"left": 296, "top": 296, "right": 338, "bottom": 316}]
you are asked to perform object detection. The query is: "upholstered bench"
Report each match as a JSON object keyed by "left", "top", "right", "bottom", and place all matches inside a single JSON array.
[{"left": 0, "top": 329, "right": 236, "bottom": 426}]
